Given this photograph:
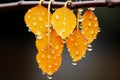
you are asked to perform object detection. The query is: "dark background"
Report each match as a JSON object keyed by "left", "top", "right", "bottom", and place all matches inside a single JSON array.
[{"left": 0, "top": 0, "right": 120, "bottom": 80}]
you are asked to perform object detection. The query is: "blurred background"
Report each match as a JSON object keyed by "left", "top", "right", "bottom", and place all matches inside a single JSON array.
[{"left": 0, "top": 0, "right": 120, "bottom": 80}]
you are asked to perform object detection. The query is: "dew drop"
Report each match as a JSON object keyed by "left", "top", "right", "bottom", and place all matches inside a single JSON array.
[
  {"left": 91, "top": 30, "right": 94, "bottom": 34},
  {"left": 48, "top": 65, "right": 52, "bottom": 68},
  {"left": 63, "top": 22, "right": 66, "bottom": 26},
  {"left": 36, "top": 35, "right": 43, "bottom": 39},
  {"left": 88, "top": 7, "right": 95, "bottom": 11},
  {"left": 72, "top": 61, "right": 78, "bottom": 66},
  {"left": 42, "top": 55, "right": 45, "bottom": 58},
  {"left": 28, "top": 16, "right": 30, "bottom": 19},
  {"left": 75, "top": 51, "right": 79, "bottom": 55},
  {"left": 79, "top": 17, "right": 83, "bottom": 22},
  {"left": 47, "top": 75, "right": 53, "bottom": 80},
  {"left": 55, "top": 14, "right": 59, "bottom": 19},
  {"left": 88, "top": 48, "right": 92, "bottom": 51},
  {"left": 38, "top": 17, "right": 42, "bottom": 21},
  {"left": 28, "top": 29, "right": 32, "bottom": 32},
  {"left": 68, "top": 48, "right": 70, "bottom": 52},
  {"left": 83, "top": 55, "right": 86, "bottom": 58},
  {"left": 79, "top": 25, "right": 82, "bottom": 29},
  {"left": 55, "top": 46, "right": 59, "bottom": 50},
  {"left": 33, "top": 22, "right": 37, "bottom": 26},
  {"left": 98, "top": 27, "right": 101, "bottom": 32},
  {"left": 62, "top": 29, "right": 66, "bottom": 33},
  {"left": 70, "top": 38, "right": 73, "bottom": 41},
  {"left": 32, "top": 17, "right": 35, "bottom": 20},
  {"left": 42, "top": 71, "right": 46, "bottom": 75},
  {"left": 87, "top": 44, "right": 92, "bottom": 51},
  {"left": 62, "top": 40, "right": 66, "bottom": 43},
  {"left": 55, "top": 63, "right": 58, "bottom": 66},
  {"left": 75, "top": 43, "right": 78, "bottom": 46},
  {"left": 48, "top": 55, "right": 51, "bottom": 59},
  {"left": 88, "top": 22, "right": 91, "bottom": 27}
]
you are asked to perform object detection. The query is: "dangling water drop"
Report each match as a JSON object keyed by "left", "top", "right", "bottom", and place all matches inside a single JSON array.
[
  {"left": 72, "top": 61, "right": 78, "bottom": 66},
  {"left": 42, "top": 71, "right": 46, "bottom": 75},
  {"left": 55, "top": 14, "right": 59, "bottom": 19},
  {"left": 88, "top": 7, "right": 95, "bottom": 11},
  {"left": 98, "top": 27, "right": 101, "bottom": 32},
  {"left": 47, "top": 75, "right": 53, "bottom": 80},
  {"left": 28, "top": 29, "right": 31, "bottom": 32},
  {"left": 36, "top": 35, "right": 43, "bottom": 39},
  {"left": 87, "top": 44, "right": 93, "bottom": 51}
]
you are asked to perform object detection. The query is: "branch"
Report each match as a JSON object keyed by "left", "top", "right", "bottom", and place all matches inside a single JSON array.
[{"left": 0, "top": 0, "right": 120, "bottom": 11}]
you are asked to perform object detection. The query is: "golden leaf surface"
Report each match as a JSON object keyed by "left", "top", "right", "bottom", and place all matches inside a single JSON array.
[
  {"left": 51, "top": 6, "right": 76, "bottom": 39},
  {"left": 81, "top": 9, "right": 99, "bottom": 44},
  {"left": 36, "top": 45, "right": 62, "bottom": 75},
  {"left": 66, "top": 29, "right": 88, "bottom": 62},
  {"left": 36, "top": 29, "right": 64, "bottom": 55},
  {"left": 24, "top": 4, "right": 51, "bottom": 36}
]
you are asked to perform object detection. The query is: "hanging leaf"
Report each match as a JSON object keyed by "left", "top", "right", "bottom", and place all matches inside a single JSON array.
[
  {"left": 66, "top": 29, "right": 88, "bottom": 62},
  {"left": 24, "top": 4, "right": 52, "bottom": 37},
  {"left": 36, "top": 45, "right": 62, "bottom": 75},
  {"left": 81, "top": 9, "right": 99, "bottom": 44},
  {"left": 36, "top": 29, "right": 64, "bottom": 55},
  {"left": 51, "top": 6, "right": 76, "bottom": 39}
]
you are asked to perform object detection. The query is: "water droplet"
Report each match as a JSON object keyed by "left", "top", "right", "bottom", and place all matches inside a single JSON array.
[
  {"left": 54, "top": 63, "right": 58, "bottom": 66},
  {"left": 75, "top": 43, "right": 78, "bottom": 46},
  {"left": 98, "top": 27, "right": 101, "bottom": 32},
  {"left": 45, "top": 23, "right": 48, "bottom": 28},
  {"left": 28, "top": 29, "right": 31, "bottom": 32},
  {"left": 95, "top": 23, "right": 98, "bottom": 27},
  {"left": 88, "top": 22, "right": 91, "bottom": 27},
  {"left": 55, "top": 14, "right": 59, "bottom": 19},
  {"left": 47, "top": 75, "right": 53, "bottom": 80},
  {"left": 32, "top": 17, "right": 35, "bottom": 20},
  {"left": 55, "top": 46, "right": 59, "bottom": 50},
  {"left": 75, "top": 50, "right": 79, "bottom": 55},
  {"left": 70, "top": 38, "right": 73, "bottom": 41},
  {"left": 88, "top": 48, "right": 92, "bottom": 51},
  {"left": 88, "top": 7, "right": 95, "bottom": 11},
  {"left": 78, "top": 8, "right": 83, "bottom": 12},
  {"left": 42, "top": 71, "right": 46, "bottom": 75},
  {"left": 83, "top": 55, "right": 86, "bottom": 58},
  {"left": 71, "top": 32, "right": 74, "bottom": 35},
  {"left": 62, "top": 29, "right": 65, "bottom": 33},
  {"left": 36, "top": 35, "right": 43, "bottom": 39},
  {"left": 68, "top": 48, "right": 70, "bottom": 52},
  {"left": 52, "top": 8, "right": 55, "bottom": 11},
  {"left": 41, "top": 49, "right": 44, "bottom": 51},
  {"left": 28, "top": 16, "right": 30, "bottom": 19},
  {"left": 42, "top": 55, "right": 45, "bottom": 58},
  {"left": 48, "top": 55, "right": 51, "bottom": 59},
  {"left": 87, "top": 44, "right": 93, "bottom": 51},
  {"left": 88, "top": 44, "right": 92, "bottom": 48},
  {"left": 48, "top": 65, "right": 52, "bottom": 68},
  {"left": 79, "top": 16, "right": 83, "bottom": 22},
  {"left": 79, "top": 25, "right": 82, "bottom": 29},
  {"left": 72, "top": 61, "right": 78, "bottom": 66},
  {"left": 62, "top": 40, "right": 66, "bottom": 43},
  {"left": 33, "top": 22, "right": 37, "bottom": 26},
  {"left": 38, "top": 17, "right": 42, "bottom": 21},
  {"left": 91, "top": 30, "right": 94, "bottom": 34},
  {"left": 63, "top": 22, "right": 66, "bottom": 26}
]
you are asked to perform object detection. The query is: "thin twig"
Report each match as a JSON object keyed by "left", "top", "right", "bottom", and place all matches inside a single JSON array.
[{"left": 0, "top": 0, "right": 120, "bottom": 11}]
